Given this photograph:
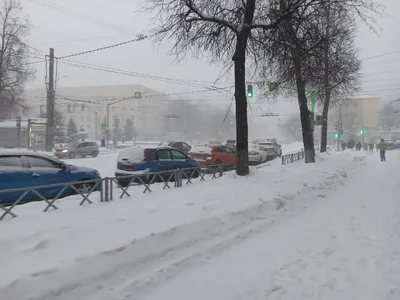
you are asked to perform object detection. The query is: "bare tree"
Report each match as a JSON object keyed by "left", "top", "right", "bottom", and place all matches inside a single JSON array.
[
  {"left": 261, "top": 0, "right": 379, "bottom": 162},
  {"left": 380, "top": 100, "right": 400, "bottom": 131},
  {"left": 144, "top": 0, "right": 328, "bottom": 175},
  {"left": 0, "top": 0, "right": 34, "bottom": 118},
  {"left": 311, "top": 5, "right": 361, "bottom": 152}
]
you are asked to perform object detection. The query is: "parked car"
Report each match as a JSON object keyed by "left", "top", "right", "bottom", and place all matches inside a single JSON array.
[
  {"left": 248, "top": 144, "right": 268, "bottom": 164},
  {"left": 115, "top": 146, "right": 200, "bottom": 187},
  {"left": 207, "top": 140, "right": 223, "bottom": 146},
  {"left": 189, "top": 145, "right": 236, "bottom": 169},
  {"left": 158, "top": 141, "right": 192, "bottom": 154},
  {"left": 252, "top": 139, "right": 282, "bottom": 158},
  {"left": 0, "top": 151, "right": 101, "bottom": 205},
  {"left": 54, "top": 141, "right": 99, "bottom": 159}
]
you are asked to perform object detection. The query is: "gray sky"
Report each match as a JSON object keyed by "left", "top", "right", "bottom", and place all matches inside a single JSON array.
[{"left": 21, "top": 0, "right": 400, "bottom": 115}]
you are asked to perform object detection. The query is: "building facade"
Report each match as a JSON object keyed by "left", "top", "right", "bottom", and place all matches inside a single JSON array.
[
  {"left": 328, "top": 96, "right": 381, "bottom": 137},
  {"left": 23, "top": 84, "right": 169, "bottom": 141}
]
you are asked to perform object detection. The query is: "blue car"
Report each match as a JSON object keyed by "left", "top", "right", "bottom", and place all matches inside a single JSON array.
[
  {"left": 115, "top": 146, "right": 200, "bottom": 187},
  {"left": 0, "top": 151, "right": 102, "bottom": 206}
]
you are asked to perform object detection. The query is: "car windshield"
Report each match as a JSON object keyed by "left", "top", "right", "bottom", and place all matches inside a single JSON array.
[{"left": 118, "top": 147, "right": 146, "bottom": 162}]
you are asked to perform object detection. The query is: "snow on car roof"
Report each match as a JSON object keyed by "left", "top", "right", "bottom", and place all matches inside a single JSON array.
[
  {"left": 0, "top": 149, "right": 61, "bottom": 161},
  {"left": 189, "top": 146, "right": 212, "bottom": 154}
]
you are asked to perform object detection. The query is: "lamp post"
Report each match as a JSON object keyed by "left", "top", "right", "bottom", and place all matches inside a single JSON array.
[{"left": 106, "top": 91, "right": 150, "bottom": 147}]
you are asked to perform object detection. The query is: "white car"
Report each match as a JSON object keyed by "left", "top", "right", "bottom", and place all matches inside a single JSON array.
[
  {"left": 248, "top": 144, "right": 268, "bottom": 164},
  {"left": 252, "top": 139, "right": 282, "bottom": 158}
]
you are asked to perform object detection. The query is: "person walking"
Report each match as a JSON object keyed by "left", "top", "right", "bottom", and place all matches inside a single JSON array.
[
  {"left": 368, "top": 141, "right": 374, "bottom": 153},
  {"left": 377, "top": 138, "right": 387, "bottom": 161}
]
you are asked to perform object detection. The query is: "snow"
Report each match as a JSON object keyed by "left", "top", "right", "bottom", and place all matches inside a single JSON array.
[
  {"left": 7, "top": 142, "right": 398, "bottom": 300},
  {"left": 189, "top": 146, "right": 212, "bottom": 154}
]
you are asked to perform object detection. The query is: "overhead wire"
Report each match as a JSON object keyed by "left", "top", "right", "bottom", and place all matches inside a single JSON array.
[
  {"left": 57, "top": 35, "right": 147, "bottom": 59},
  {"left": 56, "top": 58, "right": 225, "bottom": 90}
]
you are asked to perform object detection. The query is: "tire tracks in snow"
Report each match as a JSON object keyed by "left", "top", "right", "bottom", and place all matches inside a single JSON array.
[{"left": 0, "top": 156, "right": 367, "bottom": 300}]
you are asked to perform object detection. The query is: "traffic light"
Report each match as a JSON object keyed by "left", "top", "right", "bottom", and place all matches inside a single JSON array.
[
  {"left": 334, "top": 133, "right": 339, "bottom": 139},
  {"left": 267, "top": 81, "right": 279, "bottom": 91},
  {"left": 359, "top": 129, "right": 364, "bottom": 136},
  {"left": 247, "top": 84, "right": 253, "bottom": 98}
]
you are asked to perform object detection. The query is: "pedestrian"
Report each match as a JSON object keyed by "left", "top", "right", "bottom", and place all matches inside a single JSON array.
[
  {"left": 368, "top": 141, "right": 374, "bottom": 153},
  {"left": 341, "top": 141, "right": 346, "bottom": 151},
  {"left": 377, "top": 138, "right": 387, "bottom": 162}
]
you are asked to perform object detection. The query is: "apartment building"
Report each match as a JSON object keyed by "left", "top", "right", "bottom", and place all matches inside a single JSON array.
[
  {"left": 328, "top": 96, "right": 381, "bottom": 133},
  {"left": 23, "top": 84, "right": 169, "bottom": 140}
]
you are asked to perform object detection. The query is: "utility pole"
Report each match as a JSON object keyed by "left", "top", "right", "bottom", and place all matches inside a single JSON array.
[
  {"left": 45, "top": 48, "right": 55, "bottom": 152},
  {"left": 336, "top": 104, "right": 342, "bottom": 151}
]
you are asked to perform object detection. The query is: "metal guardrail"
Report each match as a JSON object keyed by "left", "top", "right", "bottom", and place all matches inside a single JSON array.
[
  {"left": 0, "top": 164, "right": 223, "bottom": 221},
  {"left": 281, "top": 150, "right": 305, "bottom": 165}
]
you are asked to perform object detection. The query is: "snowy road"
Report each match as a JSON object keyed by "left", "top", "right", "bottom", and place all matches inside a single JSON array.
[
  {"left": 1, "top": 150, "right": 399, "bottom": 299},
  {"left": 133, "top": 152, "right": 400, "bottom": 300}
]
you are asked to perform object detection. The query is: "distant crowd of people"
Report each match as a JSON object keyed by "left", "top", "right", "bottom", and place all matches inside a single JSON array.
[{"left": 340, "top": 138, "right": 387, "bottom": 161}]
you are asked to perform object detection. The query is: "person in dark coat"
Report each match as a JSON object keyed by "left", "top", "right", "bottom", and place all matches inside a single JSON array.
[
  {"left": 368, "top": 141, "right": 374, "bottom": 152},
  {"left": 341, "top": 141, "right": 346, "bottom": 151}
]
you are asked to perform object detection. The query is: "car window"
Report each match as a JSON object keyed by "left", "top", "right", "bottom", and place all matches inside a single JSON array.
[
  {"left": 157, "top": 149, "right": 172, "bottom": 160},
  {"left": 214, "top": 147, "right": 226, "bottom": 153},
  {"left": 25, "top": 156, "right": 62, "bottom": 169},
  {"left": 170, "top": 149, "right": 187, "bottom": 160},
  {"left": 225, "top": 147, "right": 235, "bottom": 153},
  {"left": 88, "top": 142, "right": 97, "bottom": 147},
  {"left": 172, "top": 142, "right": 182, "bottom": 148},
  {"left": 0, "top": 155, "right": 22, "bottom": 167},
  {"left": 182, "top": 142, "right": 191, "bottom": 148}
]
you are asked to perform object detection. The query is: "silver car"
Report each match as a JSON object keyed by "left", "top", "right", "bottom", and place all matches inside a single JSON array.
[{"left": 54, "top": 141, "right": 99, "bottom": 159}]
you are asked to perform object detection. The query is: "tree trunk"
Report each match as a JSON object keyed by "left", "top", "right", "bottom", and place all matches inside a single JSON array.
[
  {"left": 293, "top": 52, "right": 315, "bottom": 163},
  {"left": 320, "top": 6, "right": 331, "bottom": 153},
  {"left": 233, "top": 35, "right": 249, "bottom": 176},
  {"left": 320, "top": 99, "right": 329, "bottom": 152}
]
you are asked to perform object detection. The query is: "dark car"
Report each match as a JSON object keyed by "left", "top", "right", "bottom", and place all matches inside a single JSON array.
[
  {"left": 115, "top": 146, "right": 199, "bottom": 187},
  {"left": 159, "top": 141, "right": 192, "bottom": 154},
  {"left": 0, "top": 151, "right": 101, "bottom": 205},
  {"left": 54, "top": 141, "right": 99, "bottom": 159}
]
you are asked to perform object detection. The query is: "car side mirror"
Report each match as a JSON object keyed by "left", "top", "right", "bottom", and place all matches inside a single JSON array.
[{"left": 61, "top": 164, "right": 68, "bottom": 171}]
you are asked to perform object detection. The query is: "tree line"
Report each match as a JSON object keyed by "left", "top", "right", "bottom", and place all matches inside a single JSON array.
[{"left": 144, "top": 0, "right": 382, "bottom": 175}]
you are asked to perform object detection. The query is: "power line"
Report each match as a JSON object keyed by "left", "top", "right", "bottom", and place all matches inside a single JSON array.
[
  {"left": 360, "top": 50, "right": 400, "bottom": 61},
  {"left": 39, "top": 34, "right": 133, "bottom": 45},
  {"left": 55, "top": 86, "right": 234, "bottom": 104},
  {"left": 56, "top": 58, "right": 223, "bottom": 89},
  {"left": 28, "top": 0, "right": 139, "bottom": 36},
  {"left": 57, "top": 35, "right": 147, "bottom": 59}
]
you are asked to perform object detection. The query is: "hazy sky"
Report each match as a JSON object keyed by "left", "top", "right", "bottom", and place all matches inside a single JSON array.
[{"left": 20, "top": 0, "right": 400, "bottom": 115}]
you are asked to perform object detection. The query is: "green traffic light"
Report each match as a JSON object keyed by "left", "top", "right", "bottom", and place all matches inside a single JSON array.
[
  {"left": 334, "top": 133, "right": 339, "bottom": 139},
  {"left": 247, "top": 92, "right": 253, "bottom": 98},
  {"left": 360, "top": 129, "right": 364, "bottom": 135}
]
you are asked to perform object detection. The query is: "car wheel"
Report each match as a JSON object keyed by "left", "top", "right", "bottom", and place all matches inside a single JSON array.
[
  {"left": 75, "top": 180, "right": 94, "bottom": 194},
  {"left": 91, "top": 151, "right": 99, "bottom": 158},
  {"left": 68, "top": 152, "right": 76, "bottom": 159}
]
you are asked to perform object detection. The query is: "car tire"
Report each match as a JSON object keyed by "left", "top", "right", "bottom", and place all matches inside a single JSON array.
[
  {"left": 91, "top": 151, "right": 99, "bottom": 158},
  {"left": 75, "top": 180, "right": 95, "bottom": 194},
  {"left": 68, "top": 152, "right": 76, "bottom": 159}
]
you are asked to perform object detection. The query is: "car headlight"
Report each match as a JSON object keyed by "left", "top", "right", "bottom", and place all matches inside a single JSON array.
[{"left": 62, "top": 149, "right": 68, "bottom": 153}]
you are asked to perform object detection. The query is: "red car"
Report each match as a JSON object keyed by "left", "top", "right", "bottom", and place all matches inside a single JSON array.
[{"left": 189, "top": 145, "right": 236, "bottom": 168}]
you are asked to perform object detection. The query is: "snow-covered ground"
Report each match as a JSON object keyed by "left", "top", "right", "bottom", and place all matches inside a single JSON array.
[{"left": 2, "top": 148, "right": 397, "bottom": 300}]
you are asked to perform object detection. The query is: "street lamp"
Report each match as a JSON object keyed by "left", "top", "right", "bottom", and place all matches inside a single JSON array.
[{"left": 106, "top": 91, "right": 149, "bottom": 147}]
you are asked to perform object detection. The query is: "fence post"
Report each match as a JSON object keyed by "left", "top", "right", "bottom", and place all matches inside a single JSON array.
[{"left": 104, "top": 178, "right": 109, "bottom": 202}]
